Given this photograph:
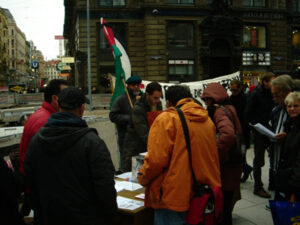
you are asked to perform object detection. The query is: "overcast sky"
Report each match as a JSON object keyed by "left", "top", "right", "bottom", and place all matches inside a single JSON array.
[{"left": 1, "top": 0, "right": 65, "bottom": 60}]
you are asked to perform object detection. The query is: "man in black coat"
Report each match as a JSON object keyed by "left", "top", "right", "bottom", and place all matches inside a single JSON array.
[
  {"left": 25, "top": 87, "right": 117, "bottom": 225},
  {"left": 109, "top": 75, "right": 143, "bottom": 170},
  {"left": 230, "top": 79, "right": 252, "bottom": 183},
  {"left": 245, "top": 72, "right": 275, "bottom": 198}
]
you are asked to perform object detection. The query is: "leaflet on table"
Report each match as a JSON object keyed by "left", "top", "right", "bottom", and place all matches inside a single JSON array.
[
  {"left": 249, "top": 123, "right": 276, "bottom": 140},
  {"left": 135, "top": 193, "right": 145, "bottom": 200},
  {"left": 117, "top": 196, "right": 144, "bottom": 211},
  {"left": 115, "top": 180, "right": 143, "bottom": 192},
  {"left": 115, "top": 172, "right": 132, "bottom": 180},
  {"left": 139, "top": 152, "right": 147, "bottom": 156}
]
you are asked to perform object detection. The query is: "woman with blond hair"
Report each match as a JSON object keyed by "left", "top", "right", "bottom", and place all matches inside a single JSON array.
[{"left": 274, "top": 91, "right": 300, "bottom": 201}]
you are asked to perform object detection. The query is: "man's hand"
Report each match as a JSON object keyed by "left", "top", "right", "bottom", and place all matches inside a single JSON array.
[{"left": 275, "top": 132, "right": 287, "bottom": 141}]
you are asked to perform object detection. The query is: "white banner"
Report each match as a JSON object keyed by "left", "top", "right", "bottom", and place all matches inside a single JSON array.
[{"left": 140, "top": 71, "right": 240, "bottom": 108}]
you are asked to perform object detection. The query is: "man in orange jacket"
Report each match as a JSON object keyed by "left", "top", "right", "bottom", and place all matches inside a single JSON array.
[{"left": 138, "top": 85, "right": 221, "bottom": 225}]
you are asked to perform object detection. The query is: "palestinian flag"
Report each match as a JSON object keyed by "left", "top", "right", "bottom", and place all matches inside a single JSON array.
[{"left": 101, "top": 18, "right": 131, "bottom": 108}]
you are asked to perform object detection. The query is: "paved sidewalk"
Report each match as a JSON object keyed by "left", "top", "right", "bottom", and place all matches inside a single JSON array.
[{"left": 233, "top": 148, "right": 274, "bottom": 225}]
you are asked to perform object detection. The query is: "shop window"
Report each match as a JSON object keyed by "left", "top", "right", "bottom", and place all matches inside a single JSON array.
[
  {"left": 292, "top": 29, "right": 300, "bottom": 49},
  {"left": 243, "top": 26, "right": 266, "bottom": 49},
  {"left": 168, "top": 0, "right": 194, "bottom": 4},
  {"left": 243, "top": 0, "right": 265, "bottom": 7},
  {"left": 99, "top": 0, "right": 125, "bottom": 6},
  {"left": 293, "top": 0, "right": 300, "bottom": 13},
  {"left": 168, "top": 22, "right": 194, "bottom": 48},
  {"left": 242, "top": 51, "right": 270, "bottom": 66},
  {"left": 168, "top": 60, "right": 194, "bottom": 76}
]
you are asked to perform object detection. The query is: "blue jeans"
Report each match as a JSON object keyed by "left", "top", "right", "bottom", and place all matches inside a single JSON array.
[{"left": 154, "top": 209, "right": 187, "bottom": 225}]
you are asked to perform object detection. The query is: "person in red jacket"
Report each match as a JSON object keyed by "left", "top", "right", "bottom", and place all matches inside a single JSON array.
[{"left": 19, "top": 79, "right": 68, "bottom": 174}]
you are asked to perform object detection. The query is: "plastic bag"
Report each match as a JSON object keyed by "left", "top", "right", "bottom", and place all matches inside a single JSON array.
[{"left": 269, "top": 200, "right": 300, "bottom": 225}]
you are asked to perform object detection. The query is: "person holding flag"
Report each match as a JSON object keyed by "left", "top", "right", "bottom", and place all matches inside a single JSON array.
[
  {"left": 101, "top": 18, "right": 144, "bottom": 170},
  {"left": 109, "top": 75, "right": 143, "bottom": 171}
]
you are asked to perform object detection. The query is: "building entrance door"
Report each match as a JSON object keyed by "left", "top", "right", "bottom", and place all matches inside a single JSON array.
[
  {"left": 209, "top": 39, "right": 232, "bottom": 78},
  {"left": 209, "top": 57, "right": 231, "bottom": 78}
]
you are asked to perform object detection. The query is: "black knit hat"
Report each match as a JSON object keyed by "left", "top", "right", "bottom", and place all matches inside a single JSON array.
[
  {"left": 58, "top": 87, "right": 90, "bottom": 110},
  {"left": 126, "top": 75, "right": 142, "bottom": 84}
]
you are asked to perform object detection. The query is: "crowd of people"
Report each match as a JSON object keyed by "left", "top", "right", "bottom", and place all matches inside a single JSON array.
[{"left": 0, "top": 73, "right": 299, "bottom": 225}]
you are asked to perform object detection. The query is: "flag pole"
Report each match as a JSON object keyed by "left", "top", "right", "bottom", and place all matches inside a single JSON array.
[{"left": 120, "top": 74, "right": 133, "bottom": 108}]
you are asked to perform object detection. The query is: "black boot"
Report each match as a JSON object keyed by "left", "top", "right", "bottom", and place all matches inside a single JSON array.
[{"left": 241, "top": 163, "right": 253, "bottom": 183}]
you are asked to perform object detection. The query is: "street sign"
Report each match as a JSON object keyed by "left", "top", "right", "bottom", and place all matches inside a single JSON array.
[
  {"left": 8, "top": 84, "right": 25, "bottom": 93},
  {"left": 59, "top": 73, "right": 70, "bottom": 77},
  {"left": 54, "top": 35, "right": 64, "bottom": 40},
  {"left": 61, "top": 65, "right": 71, "bottom": 71},
  {"left": 31, "top": 60, "right": 39, "bottom": 69},
  {"left": 57, "top": 62, "right": 69, "bottom": 72},
  {"left": 62, "top": 57, "right": 74, "bottom": 63}
]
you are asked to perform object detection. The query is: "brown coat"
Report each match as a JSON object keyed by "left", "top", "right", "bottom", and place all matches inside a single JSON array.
[
  {"left": 138, "top": 98, "right": 221, "bottom": 211},
  {"left": 202, "top": 83, "right": 243, "bottom": 191}
]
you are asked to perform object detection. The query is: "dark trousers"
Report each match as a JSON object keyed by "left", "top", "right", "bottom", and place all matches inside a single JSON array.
[
  {"left": 222, "top": 190, "right": 234, "bottom": 225},
  {"left": 253, "top": 131, "right": 269, "bottom": 189}
]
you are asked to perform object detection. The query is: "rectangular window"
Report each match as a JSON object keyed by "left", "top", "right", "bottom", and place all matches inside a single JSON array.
[
  {"left": 243, "top": 0, "right": 265, "bottom": 7},
  {"left": 11, "top": 39, "right": 14, "bottom": 48},
  {"left": 206, "top": 0, "right": 231, "bottom": 5},
  {"left": 243, "top": 26, "right": 266, "bottom": 48},
  {"left": 11, "top": 49, "right": 14, "bottom": 56},
  {"left": 168, "top": 0, "right": 194, "bottom": 4},
  {"left": 11, "top": 29, "right": 14, "bottom": 36},
  {"left": 168, "top": 60, "right": 194, "bottom": 76},
  {"left": 168, "top": 22, "right": 194, "bottom": 48},
  {"left": 99, "top": 0, "right": 125, "bottom": 6},
  {"left": 293, "top": 0, "right": 300, "bottom": 12}
]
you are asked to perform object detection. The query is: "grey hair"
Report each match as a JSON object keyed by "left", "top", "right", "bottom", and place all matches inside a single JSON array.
[
  {"left": 271, "top": 74, "right": 295, "bottom": 92},
  {"left": 285, "top": 92, "right": 300, "bottom": 105}
]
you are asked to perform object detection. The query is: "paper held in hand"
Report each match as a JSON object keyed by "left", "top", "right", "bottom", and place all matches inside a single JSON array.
[{"left": 249, "top": 123, "right": 276, "bottom": 140}]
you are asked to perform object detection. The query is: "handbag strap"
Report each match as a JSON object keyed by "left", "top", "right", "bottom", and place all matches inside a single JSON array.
[{"left": 175, "top": 106, "right": 198, "bottom": 187}]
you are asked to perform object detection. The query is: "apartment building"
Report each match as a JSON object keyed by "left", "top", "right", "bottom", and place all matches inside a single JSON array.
[
  {"left": 44, "top": 60, "right": 61, "bottom": 82},
  {"left": 2, "top": 8, "right": 29, "bottom": 85},
  {"left": 0, "top": 8, "right": 8, "bottom": 86}
]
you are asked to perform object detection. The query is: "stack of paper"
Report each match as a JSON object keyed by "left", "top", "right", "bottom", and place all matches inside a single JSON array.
[
  {"left": 115, "top": 172, "right": 132, "bottom": 180},
  {"left": 115, "top": 180, "right": 143, "bottom": 192},
  {"left": 249, "top": 123, "right": 276, "bottom": 140},
  {"left": 117, "top": 196, "right": 144, "bottom": 211}
]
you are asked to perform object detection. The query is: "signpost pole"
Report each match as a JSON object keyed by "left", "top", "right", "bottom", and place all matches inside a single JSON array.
[{"left": 87, "top": 0, "right": 92, "bottom": 111}]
